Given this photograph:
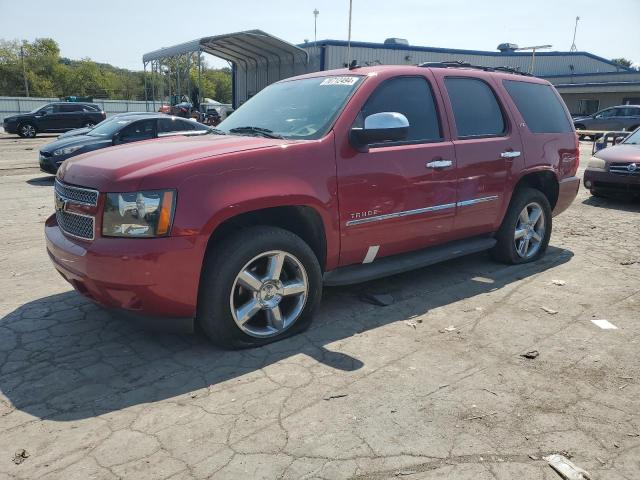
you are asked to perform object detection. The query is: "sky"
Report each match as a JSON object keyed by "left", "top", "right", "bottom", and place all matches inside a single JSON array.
[{"left": 1, "top": 0, "right": 638, "bottom": 71}]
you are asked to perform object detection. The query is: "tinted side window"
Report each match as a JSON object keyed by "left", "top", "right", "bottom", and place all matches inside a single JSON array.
[
  {"left": 362, "top": 76, "right": 441, "bottom": 143},
  {"left": 503, "top": 80, "right": 572, "bottom": 134},
  {"left": 444, "top": 78, "right": 505, "bottom": 137},
  {"left": 60, "top": 104, "right": 82, "bottom": 113},
  {"left": 119, "top": 120, "right": 155, "bottom": 142},
  {"left": 158, "top": 118, "right": 199, "bottom": 133}
]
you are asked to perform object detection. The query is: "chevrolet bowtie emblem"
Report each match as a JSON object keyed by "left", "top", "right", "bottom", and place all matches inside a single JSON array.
[{"left": 54, "top": 194, "right": 67, "bottom": 212}]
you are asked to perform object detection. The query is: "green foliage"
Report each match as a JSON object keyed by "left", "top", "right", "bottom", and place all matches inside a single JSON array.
[
  {"left": 611, "top": 58, "right": 633, "bottom": 69},
  {"left": 0, "top": 38, "right": 232, "bottom": 102}
]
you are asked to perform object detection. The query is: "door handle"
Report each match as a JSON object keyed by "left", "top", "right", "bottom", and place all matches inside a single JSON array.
[
  {"left": 426, "top": 160, "right": 453, "bottom": 169},
  {"left": 501, "top": 151, "right": 521, "bottom": 159}
]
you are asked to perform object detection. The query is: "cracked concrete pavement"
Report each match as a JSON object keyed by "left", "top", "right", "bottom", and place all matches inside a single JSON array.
[{"left": 0, "top": 133, "right": 639, "bottom": 479}]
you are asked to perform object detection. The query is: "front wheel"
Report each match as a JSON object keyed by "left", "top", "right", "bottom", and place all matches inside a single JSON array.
[
  {"left": 18, "top": 123, "right": 37, "bottom": 138},
  {"left": 491, "top": 187, "right": 552, "bottom": 264},
  {"left": 197, "top": 226, "right": 322, "bottom": 349}
]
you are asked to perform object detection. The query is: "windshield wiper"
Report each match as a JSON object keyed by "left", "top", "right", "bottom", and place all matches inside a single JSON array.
[
  {"left": 207, "top": 128, "right": 226, "bottom": 135},
  {"left": 228, "top": 126, "right": 284, "bottom": 139}
]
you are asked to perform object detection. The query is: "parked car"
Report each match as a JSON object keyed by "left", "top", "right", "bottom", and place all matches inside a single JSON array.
[
  {"left": 46, "top": 65, "right": 579, "bottom": 348},
  {"left": 57, "top": 112, "right": 152, "bottom": 140},
  {"left": 583, "top": 126, "right": 640, "bottom": 197},
  {"left": 574, "top": 105, "right": 640, "bottom": 133},
  {"left": 3, "top": 102, "right": 106, "bottom": 138},
  {"left": 39, "top": 114, "right": 210, "bottom": 173}
]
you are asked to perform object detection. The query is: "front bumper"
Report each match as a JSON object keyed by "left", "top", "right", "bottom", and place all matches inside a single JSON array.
[
  {"left": 583, "top": 168, "right": 640, "bottom": 195},
  {"left": 3, "top": 122, "right": 17, "bottom": 134},
  {"left": 45, "top": 214, "right": 202, "bottom": 318},
  {"left": 552, "top": 176, "right": 580, "bottom": 216},
  {"left": 39, "top": 152, "right": 63, "bottom": 174}
]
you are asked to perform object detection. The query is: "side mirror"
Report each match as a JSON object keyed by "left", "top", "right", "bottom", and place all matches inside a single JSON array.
[{"left": 350, "top": 112, "right": 410, "bottom": 152}]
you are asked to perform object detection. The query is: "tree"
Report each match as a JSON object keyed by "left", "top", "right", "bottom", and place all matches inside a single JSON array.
[
  {"left": 0, "top": 37, "right": 233, "bottom": 101},
  {"left": 611, "top": 58, "right": 633, "bottom": 69}
]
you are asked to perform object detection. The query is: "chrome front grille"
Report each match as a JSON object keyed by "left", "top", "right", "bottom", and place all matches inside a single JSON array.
[
  {"left": 54, "top": 179, "right": 99, "bottom": 206},
  {"left": 55, "top": 210, "right": 95, "bottom": 240},
  {"left": 609, "top": 163, "right": 640, "bottom": 176}
]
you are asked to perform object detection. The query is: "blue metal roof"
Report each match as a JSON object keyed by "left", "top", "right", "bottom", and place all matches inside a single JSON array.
[
  {"left": 555, "top": 81, "right": 640, "bottom": 88},
  {"left": 300, "top": 39, "right": 633, "bottom": 73}
]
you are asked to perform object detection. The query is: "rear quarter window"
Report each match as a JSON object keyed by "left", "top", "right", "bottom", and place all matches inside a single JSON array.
[{"left": 503, "top": 80, "right": 573, "bottom": 134}]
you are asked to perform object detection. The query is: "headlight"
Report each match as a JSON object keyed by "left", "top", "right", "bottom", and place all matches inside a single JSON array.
[
  {"left": 102, "top": 190, "right": 176, "bottom": 237},
  {"left": 53, "top": 145, "right": 83, "bottom": 156},
  {"left": 587, "top": 156, "right": 606, "bottom": 169}
]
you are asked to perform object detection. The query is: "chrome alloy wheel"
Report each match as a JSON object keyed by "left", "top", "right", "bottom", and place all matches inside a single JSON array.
[
  {"left": 229, "top": 250, "right": 308, "bottom": 338},
  {"left": 21, "top": 124, "right": 35, "bottom": 137},
  {"left": 514, "top": 202, "right": 545, "bottom": 259}
]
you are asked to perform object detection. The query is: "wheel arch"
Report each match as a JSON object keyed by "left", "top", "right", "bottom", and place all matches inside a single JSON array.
[
  {"left": 513, "top": 169, "right": 560, "bottom": 210},
  {"left": 203, "top": 204, "right": 328, "bottom": 273}
]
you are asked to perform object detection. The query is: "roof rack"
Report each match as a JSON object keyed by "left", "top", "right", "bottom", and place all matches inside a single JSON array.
[{"left": 418, "top": 60, "right": 532, "bottom": 76}]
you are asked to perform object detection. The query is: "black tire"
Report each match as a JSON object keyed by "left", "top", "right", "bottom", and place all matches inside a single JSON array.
[
  {"left": 197, "top": 226, "right": 322, "bottom": 349},
  {"left": 491, "top": 187, "right": 552, "bottom": 264},
  {"left": 17, "top": 123, "right": 37, "bottom": 138},
  {"left": 590, "top": 189, "right": 604, "bottom": 198},
  {"left": 574, "top": 124, "right": 585, "bottom": 140}
]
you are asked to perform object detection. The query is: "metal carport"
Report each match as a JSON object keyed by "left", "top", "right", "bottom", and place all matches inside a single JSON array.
[{"left": 142, "top": 30, "right": 309, "bottom": 109}]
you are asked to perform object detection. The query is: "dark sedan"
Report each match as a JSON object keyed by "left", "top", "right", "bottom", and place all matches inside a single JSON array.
[
  {"left": 584, "top": 127, "right": 640, "bottom": 197},
  {"left": 57, "top": 112, "right": 152, "bottom": 140},
  {"left": 39, "top": 114, "right": 210, "bottom": 174},
  {"left": 3, "top": 102, "right": 106, "bottom": 138}
]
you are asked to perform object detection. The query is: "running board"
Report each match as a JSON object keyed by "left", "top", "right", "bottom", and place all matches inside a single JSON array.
[{"left": 323, "top": 236, "right": 497, "bottom": 286}]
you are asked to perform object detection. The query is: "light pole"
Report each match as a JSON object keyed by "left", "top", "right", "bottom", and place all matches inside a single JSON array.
[
  {"left": 313, "top": 9, "right": 319, "bottom": 44},
  {"left": 20, "top": 45, "right": 29, "bottom": 97},
  {"left": 570, "top": 16, "right": 580, "bottom": 52}
]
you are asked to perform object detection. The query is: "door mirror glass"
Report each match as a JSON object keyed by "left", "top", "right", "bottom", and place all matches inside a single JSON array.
[{"left": 350, "top": 112, "right": 409, "bottom": 151}]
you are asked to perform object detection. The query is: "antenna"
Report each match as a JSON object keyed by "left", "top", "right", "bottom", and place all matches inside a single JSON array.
[{"left": 570, "top": 16, "right": 580, "bottom": 52}]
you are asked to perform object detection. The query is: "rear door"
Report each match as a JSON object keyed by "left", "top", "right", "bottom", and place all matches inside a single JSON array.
[
  {"left": 58, "top": 103, "right": 85, "bottom": 129},
  {"left": 435, "top": 72, "right": 523, "bottom": 238},
  {"left": 117, "top": 119, "right": 156, "bottom": 144},
  {"left": 337, "top": 73, "right": 458, "bottom": 266}
]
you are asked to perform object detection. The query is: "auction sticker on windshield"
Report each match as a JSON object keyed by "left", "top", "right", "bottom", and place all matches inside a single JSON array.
[{"left": 320, "top": 76, "right": 360, "bottom": 86}]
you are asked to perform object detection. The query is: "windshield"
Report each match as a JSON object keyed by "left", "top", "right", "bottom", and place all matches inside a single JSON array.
[
  {"left": 88, "top": 118, "right": 133, "bottom": 137},
  {"left": 218, "top": 75, "right": 364, "bottom": 140},
  {"left": 623, "top": 128, "right": 640, "bottom": 145}
]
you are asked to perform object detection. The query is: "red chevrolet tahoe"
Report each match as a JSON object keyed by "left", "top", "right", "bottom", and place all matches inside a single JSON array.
[{"left": 46, "top": 64, "right": 580, "bottom": 348}]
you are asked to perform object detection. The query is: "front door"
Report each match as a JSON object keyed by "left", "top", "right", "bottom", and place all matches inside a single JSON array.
[
  {"left": 337, "top": 74, "right": 458, "bottom": 266},
  {"left": 435, "top": 72, "right": 523, "bottom": 238},
  {"left": 37, "top": 104, "right": 60, "bottom": 130}
]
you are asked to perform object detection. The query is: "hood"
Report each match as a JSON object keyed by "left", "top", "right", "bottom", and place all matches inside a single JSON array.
[
  {"left": 3, "top": 114, "right": 26, "bottom": 122},
  {"left": 58, "top": 134, "right": 289, "bottom": 191},
  {"left": 40, "top": 134, "right": 110, "bottom": 154},
  {"left": 595, "top": 144, "right": 640, "bottom": 163},
  {"left": 58, "top": 127, "right": 92, "bottom": 139}
]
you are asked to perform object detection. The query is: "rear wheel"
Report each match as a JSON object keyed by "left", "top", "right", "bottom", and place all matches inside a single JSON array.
[
  {"left": 197, "top": 226, "right": 322, "bottom": 349},
  {"left": 18, "top": 123, "right": 36, "bottom": 138},
  {"left": 491, "top": 187, "right": 552, "bottom": 264}
]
